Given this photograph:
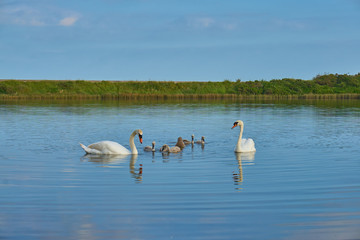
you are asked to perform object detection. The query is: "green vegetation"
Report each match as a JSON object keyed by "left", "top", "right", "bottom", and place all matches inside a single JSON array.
[{"left": 1, "top": 73, "right": 360, "bottom": 99}]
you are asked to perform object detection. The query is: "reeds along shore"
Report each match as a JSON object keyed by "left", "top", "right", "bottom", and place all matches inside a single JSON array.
[
  {"left": 1, "top": 93, "right": 360, "bottom": 100},
  {"left": 1, "top": 73, "right": 360, "bottom": 100}
]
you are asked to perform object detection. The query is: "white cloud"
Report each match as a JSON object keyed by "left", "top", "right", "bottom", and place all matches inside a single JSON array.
[
  {"left": 191, "top": 17, "right": 215, "bottom": 28},
  {"left": 178, "top": 16, "right": 240, "bottom": 31},
  {"left": 272, "top": 18, "right": 306, "bottom": 30},
  {"left": 222, "top": 23, "right": 237, "bottom": 30},
  {"left": 59, "top": 16, "right": 79, "bottom": 26},
  {"left": 0, "top": 3, "right": 80, "bottom": 27},
  {"left": 29, "top": 18, "right": 46, "bottom": 26},
  {"left": 195, "top": 17, "right": 215, "bottom": 28},
  {"left": 0, "top": 5, "right": 44, "bottom": 26}
]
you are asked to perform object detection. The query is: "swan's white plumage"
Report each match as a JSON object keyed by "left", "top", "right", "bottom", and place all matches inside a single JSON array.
[
  {"left": 237, "top": 138, "right": 256, "bottom": 152},
  {"left": 80, "top": 129, "right": 142, "bottom": 155},
  {"left": 82, "top": 141, "right": 131, "bottom": 155},
  {"left": 232, "top": 120, "right": 256, "bottom": 153}
]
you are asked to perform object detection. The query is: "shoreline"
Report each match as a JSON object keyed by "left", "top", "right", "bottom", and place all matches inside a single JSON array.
[
  {"left": 1, "top": 93, "right": 360, "bottom": 100},
  {"left": 1, "top": 74, "right": 360, "bottom": 99}
]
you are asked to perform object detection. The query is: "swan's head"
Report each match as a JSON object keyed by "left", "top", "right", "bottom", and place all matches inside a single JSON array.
[
  {"left": 201, "top": 136, "right": 205, "bottom": 141},
  {"left": 136, "top": 129, "right": 143, "bottom": 144},
  {"left": 160, "top": 144, "right": 170, "bottom": 152},
  {"left": 232, "top": 120, "right": 244, "bottom": 129},
  {"left": 152, "top": 141, "right": 155, "bottom": 147}
]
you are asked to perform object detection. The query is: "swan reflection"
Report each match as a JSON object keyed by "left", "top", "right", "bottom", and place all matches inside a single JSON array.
[
  {"left": 81, "top": 154, "right": 143, "bottom": 182},
  {"left": 233, "top": 152, "right": 255, "bottom": 190},
  {"left": 236, "top": 152, "right": 255, "bottom": 163},
  {"left": 81, "top": 154, "right": 129, "bottom": 165}
]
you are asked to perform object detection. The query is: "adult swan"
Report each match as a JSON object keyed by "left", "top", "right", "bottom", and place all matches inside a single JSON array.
[
  {"left": 80, "top": 129, "right": 143, "bottom": 155},
  {"left": 231, "top": 120, "right": 256, "bottom": 153}
]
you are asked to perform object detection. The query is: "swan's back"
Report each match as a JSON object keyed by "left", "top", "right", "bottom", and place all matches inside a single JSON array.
[
  {"left": 241, "top": 138, "right": 256, "bottom": 152},
  {"left": 88, "top": 141, "right": 131, "bottom": 155}
]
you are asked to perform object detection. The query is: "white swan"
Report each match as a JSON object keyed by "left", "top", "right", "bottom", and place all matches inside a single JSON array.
[
  {"left": 80, "top": 129, "right": 143, "bottom": 155},
  {"left": 144, "top": 141, "right": 156, "bottom": 152},
  {"left": 232, "top": 120, "right": 256, "bottom": 153},
  {"left": 160, "top": 144, "right": 181, "bottom": 153}
]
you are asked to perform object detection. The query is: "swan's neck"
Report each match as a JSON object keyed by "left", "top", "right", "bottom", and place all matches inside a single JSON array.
[
  {"left": 236, "top": 125, "right": 243, "bottom": 152},
  {"left": 129, "top": 131, "right": 138, "bottom": 155}
]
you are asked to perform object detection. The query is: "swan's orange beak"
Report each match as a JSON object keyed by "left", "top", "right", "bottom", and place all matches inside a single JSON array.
[
  {"left": 231, "top": 124, "right": 237, "bottom": 129},
  {"left": 139, "top": 135, "right": 143, "bottom": 144}
]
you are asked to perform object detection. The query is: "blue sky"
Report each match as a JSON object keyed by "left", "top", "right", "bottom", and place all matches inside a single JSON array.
[{"left": 1, "top": 0, "right": 359, "bottom": 81}]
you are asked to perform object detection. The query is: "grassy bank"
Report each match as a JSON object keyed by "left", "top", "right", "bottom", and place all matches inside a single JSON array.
[{"left": 1, "top": 73, "right": 360, "bottom": 99}]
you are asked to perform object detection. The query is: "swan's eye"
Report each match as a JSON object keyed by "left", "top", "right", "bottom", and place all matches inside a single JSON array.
[{"left": 233, "top": 122, "right": 238, "bottom": 126}]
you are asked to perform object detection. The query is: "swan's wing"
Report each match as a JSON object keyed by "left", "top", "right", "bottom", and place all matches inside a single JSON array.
[
  {"left": 241, "top": 138, "right": 256, "bottom": 152},
  {"left": 88, "top": 141, "right": 131, "bottom": 154},
  {"left": 80, "top": 143, "right": 103, "bottom": 154}
]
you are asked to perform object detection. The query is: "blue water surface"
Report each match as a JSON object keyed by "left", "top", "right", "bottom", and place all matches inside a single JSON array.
[{"left": 0, "top": 99, "right": 359, "bottom": 240}]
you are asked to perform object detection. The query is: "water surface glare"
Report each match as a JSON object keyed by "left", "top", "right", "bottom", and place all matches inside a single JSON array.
[{"left": 1, "top": 99, "right": 360, "bottom": 240}]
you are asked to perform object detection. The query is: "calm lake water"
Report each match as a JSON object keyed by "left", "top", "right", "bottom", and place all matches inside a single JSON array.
[{"left": 1, "top": 99, "right": 360, "bottom": 240}]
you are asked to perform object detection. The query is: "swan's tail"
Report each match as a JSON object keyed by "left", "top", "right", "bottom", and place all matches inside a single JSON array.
[
  {"left": 79, "top": 142, "right": 92, "bottom": 154},
  {"left": 79, "top": 142, "right": 103, "bottom": 154},
  {"left": 79, "top": 143, "right": 88, "bottom": 152}
]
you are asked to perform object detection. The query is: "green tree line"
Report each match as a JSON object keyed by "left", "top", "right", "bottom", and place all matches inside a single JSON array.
[{"left": 1, "top": 73, "right": 360, "bottom": 98}]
